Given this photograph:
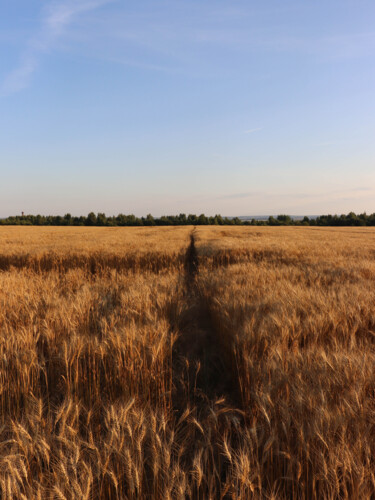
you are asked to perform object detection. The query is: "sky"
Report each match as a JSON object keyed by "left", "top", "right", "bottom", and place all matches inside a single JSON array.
[{"left": 0, "top": 0, "right": 374, "bottom": 216}]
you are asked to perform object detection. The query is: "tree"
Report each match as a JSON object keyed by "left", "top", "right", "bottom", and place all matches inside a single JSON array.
[
  {"left": 64, "top": 213, "right": 72, "bottom": 225},
  {"left": 198, "top": 214, "right": 208, "bottom": 225},
  {"left": 145, "top": 214, "right": 155, "bottom": 226},
  {"left": 35, "top": 214, "right": 43, "bottom": 226},
  {"left": 268, "top": 216, "right": 278, "bottom": 226},
  {"left": 97, "top": 213, "right": 107, "bottom": 226},
  {"left": 86, "top": 212, "right": 97, "bottom": 226},
  {"left": 277, "top": 214, "right": 292, "bottom": 225},
  {"left": 178, "top": 214, "right": 187, "bottom": 224}
]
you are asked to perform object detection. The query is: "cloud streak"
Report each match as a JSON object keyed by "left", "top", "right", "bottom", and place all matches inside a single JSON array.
[
  {"left": 217, "top": 186, "right": 375, "bottom": 203},
  {"left": 1, "top": 0, "right": 113, "bottom": 95},
  {"left": 244, "top": 127, "right": 263, "bottom": 134}
]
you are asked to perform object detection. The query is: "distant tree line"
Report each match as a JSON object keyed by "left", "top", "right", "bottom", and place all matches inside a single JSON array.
[{"left": 1, "top": 211, "right": 375, "bottom": 227}]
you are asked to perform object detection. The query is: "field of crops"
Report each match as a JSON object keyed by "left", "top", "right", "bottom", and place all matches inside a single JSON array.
[{"left": 1, "top": 226, "right": 375, "bottom": 499}]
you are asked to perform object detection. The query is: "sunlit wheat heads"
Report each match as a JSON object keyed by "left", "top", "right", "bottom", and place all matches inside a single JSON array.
[{"left": 1, "top": 225, "right": 375, "bottom": 498}]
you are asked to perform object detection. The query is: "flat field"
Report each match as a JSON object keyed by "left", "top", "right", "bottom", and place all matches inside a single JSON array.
[{"left": 1, "top": 226, "right": 375, "bottom": 499}]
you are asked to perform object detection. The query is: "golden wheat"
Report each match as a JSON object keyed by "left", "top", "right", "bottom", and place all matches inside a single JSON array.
[{"left": 0, "top": 225, "right": 374, "bottom": 498}]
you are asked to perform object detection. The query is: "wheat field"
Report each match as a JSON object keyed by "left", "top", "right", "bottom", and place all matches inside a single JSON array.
[{"left": 0, "top": 226, "right": 374, "bottom": 499}]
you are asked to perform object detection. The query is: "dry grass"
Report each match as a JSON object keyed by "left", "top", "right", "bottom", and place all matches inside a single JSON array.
[{"left": 1, "top": 226, "right": 374, "bottom": 498}]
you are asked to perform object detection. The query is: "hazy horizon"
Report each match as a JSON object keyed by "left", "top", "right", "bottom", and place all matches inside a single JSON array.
[
  {"left": 0, "top": 211, "right": 361, "bottom": 220},
  {"left": 1, "top": 1, "right": 374, "bottom": 216}
]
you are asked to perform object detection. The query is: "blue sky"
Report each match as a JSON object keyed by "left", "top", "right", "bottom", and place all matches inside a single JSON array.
[{"left": 1, "top": 0, "right": 374, "bottom": 216}]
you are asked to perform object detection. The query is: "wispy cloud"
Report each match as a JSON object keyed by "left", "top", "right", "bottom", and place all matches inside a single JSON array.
[
  {"left": 2, "top": 58, "right": 39, "bottom": 94},
  {"left": 244, "top": 127, "right": 263, "bottom": 134},
  {"left": 1, "top": 0, "right": 113, "bottom": 95},
  {"left": 216, "top": 186, "right": 375, "bottom": 204},
  {"left": 97, "top": 54, "right": 182, "bottom": 74}
]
